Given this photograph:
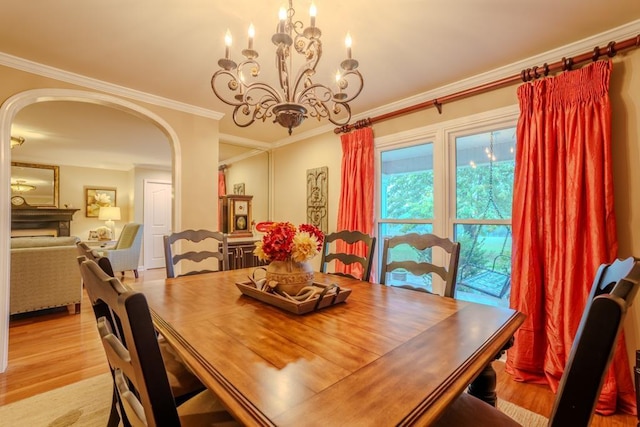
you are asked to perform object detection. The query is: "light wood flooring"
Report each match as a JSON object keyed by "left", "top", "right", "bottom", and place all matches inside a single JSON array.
[{"left": 0, "top": 268, "right": 636, "bottom": 426}]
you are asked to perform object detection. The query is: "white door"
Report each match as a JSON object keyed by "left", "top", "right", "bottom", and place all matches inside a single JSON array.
[{"left": 144, "top": 180, "right": 172, "bottom": 270}]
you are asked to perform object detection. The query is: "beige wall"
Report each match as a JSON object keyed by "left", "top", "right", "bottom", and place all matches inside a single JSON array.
[{"left": 226, "top": 151, "right": 270, "bottom": 226}]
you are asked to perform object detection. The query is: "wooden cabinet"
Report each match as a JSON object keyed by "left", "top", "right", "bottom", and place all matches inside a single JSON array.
[{"left": 226, "top": 240, "right": 268, "bottom": 270}]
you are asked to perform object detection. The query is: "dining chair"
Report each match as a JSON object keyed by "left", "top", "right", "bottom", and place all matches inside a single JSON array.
[
  {"left": 433, "top": 257, "right": 640, "bottom": 427},
  {"left": 319, "top": 230, "right": 376, "bottom": 281},
  {"left": 77, "top": 257, "right": 239, "bottom": 427},
  {"left": 163, "top": 229, "right": 229, "bottom": 278},
  {"left": 379, "top": 233, "right": 461, "bottom": 298},
  {"left": 77, "top": 253, "right": 209, "bottom": 426},
  {"left": 98, "top": 222, "right": 144, "bottom": 278}
]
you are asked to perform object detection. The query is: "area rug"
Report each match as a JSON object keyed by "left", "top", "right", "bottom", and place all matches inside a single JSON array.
[
  {"left": 0, "top": 372, "right": 548, "bottom": 426},
  {"left": 498, "top": 398, "right": 549, "bottom": 426},
  {"left": 0, "top": 373, "right": 113, "bottom": 427}
]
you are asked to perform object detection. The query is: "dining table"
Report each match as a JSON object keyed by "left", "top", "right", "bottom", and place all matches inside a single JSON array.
[{"left": 131, "top": 268, "right": 525, "bottom": 426}]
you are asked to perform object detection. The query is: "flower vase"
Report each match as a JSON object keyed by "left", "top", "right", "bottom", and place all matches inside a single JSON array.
[{"left": 266, "top": 260, "right": 314, "bottom": 296}]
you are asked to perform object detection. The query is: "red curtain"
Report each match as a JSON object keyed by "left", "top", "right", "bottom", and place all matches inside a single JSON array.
[
  {"left": 218, "top": 170, "right": 226, "bottom": 197},
  {"left": 335, "top": 127, "right": 375, "bottom": 279},
  {"left": 506, "top": 60, "right": 635, "bottom": 415}
]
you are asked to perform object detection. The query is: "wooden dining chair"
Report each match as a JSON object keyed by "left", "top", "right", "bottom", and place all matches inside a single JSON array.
[
  {"left": 379, "top": 233, "right": 461, "bottom": 298},
  {"left": 319, "top": 230, "right": 376, "bottom": 281},
  {"left": 77, "top": 253, "right": 209, "bottom": 426},
  {"left": 77, "top": 257, "right": 239, "bottom": 427},
  {"left": 164, "top": 229, "right": 229, "bottom": 278},
  {"left": 433, "top": 257, "right": 640, "bottom": 427}
]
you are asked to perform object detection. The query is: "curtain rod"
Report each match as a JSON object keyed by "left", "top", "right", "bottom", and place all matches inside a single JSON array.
[{"left": 334, "top": 34, "right": 640, "bottom": 135}]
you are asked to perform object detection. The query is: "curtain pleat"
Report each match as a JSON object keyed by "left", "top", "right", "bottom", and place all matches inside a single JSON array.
[
  {"left": 335, "top": 127, "right": 375, "bottom": 279},
  {"left": 506, "top": 60, "right": 636, "bottom": 415}
]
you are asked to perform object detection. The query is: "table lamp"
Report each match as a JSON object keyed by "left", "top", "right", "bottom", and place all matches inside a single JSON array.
[{"left": 98, "top": 206, "right": 121, "bottom": 240}]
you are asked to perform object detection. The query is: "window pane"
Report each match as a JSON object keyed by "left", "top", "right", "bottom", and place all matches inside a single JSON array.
[
  {"left": 454, "top": 223, "right": 512, "bottom": 307},
  {"left": 456, "top": 129, "right": 515, "bottom": 220},
  {"left": 381, "top": 143, "right": 433, "bottom": 219}
]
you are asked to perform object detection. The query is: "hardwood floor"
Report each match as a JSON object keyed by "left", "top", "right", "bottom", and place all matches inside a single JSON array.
[{"left": 0, "top": 268, "right": 636, "bottom": 426}]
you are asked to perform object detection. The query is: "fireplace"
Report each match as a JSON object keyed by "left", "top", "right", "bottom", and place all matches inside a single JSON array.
[{"left": 11, "top": 208, "right": 80, "bottom": 237}]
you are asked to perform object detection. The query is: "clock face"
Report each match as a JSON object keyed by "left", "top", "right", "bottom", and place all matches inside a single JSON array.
[
  {"left": 234, "top": 200, "right": 248, "bottom": 215},
  {"left": 235, "top": 215, "right": 247, "bottom": 230},
  {"left": 11, "top": 196, "right": 25, "bottom": 206}
]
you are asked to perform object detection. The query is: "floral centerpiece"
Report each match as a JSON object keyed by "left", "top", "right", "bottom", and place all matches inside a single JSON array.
[{"left": 254, "top": 222, "right": 324, "bottom": 295}]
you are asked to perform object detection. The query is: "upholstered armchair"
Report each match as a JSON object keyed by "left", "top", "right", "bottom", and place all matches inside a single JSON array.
[{"left": 99, "top": 223, "right": 143, "bottom": 278}]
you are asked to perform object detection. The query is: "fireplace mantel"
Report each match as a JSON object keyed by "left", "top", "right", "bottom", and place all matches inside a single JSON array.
[{"left": 11, "top": 208, "right": 80, "bottom": 237}]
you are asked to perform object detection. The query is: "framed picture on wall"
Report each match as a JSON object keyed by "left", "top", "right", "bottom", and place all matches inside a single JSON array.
[
  {"left": 233, "top": 183, "right": 245, "bottom": 195},
  {"left": 85, "top": 187, "right": 117, "bottom": 218}
]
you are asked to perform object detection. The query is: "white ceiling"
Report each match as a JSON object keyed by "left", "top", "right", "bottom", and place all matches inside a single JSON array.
[{"left": 3, "top": 1, "right": 640, "bottom": 170}]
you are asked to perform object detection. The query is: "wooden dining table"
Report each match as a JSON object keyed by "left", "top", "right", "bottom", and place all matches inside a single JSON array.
[{"left": 131, "top": 268, "right": 525, "bottom": 426}]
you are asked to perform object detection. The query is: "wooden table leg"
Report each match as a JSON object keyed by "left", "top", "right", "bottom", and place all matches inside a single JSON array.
[
  {"left": 468, "top": 336, "right": 515, "bottom": 406},
  {"left": 468, "top": 361, "right": 497, "bottom": 406}
]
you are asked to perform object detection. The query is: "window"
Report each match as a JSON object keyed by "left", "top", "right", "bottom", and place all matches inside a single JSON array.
[
  {"left": 378, "top": 143, "right": 434, "bottom": 291},
  {"left": 376, "top": 106, "right": 518, "bottom": 306},
  {"left": 453, "top": 128, "right": 516, "bottom": 307}
]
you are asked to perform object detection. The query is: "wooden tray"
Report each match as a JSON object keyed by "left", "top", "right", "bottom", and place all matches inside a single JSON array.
[{"left": 235, "top": 281, "right": 351, "bottom": 315}]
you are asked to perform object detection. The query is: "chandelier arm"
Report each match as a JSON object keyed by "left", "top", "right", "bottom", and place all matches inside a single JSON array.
[
  {"left": 304, "top": 97, "right": 353, "bottom": 126},
  {"left": 243, "top": 82, "right": 284, "bottom": 105},
  {"left": 211, "top": 70, "right": 243, "bottom": 106},
  {"left": 333, "top": 70, "right": 364, "bottom": 103},
  {"left": 290, "top": 39, "right": 322, "bottom": 99}
]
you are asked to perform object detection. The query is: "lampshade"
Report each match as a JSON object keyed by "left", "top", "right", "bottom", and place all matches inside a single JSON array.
[{"left": 98, "top": 206, "right": 121, "bottom": 221}]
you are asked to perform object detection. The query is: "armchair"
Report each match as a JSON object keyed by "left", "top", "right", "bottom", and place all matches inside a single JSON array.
[{"left": 98, "top": 223, "right": 143, "bottom": 278}]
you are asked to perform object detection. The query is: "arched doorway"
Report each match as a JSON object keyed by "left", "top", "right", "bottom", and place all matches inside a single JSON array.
[{"left": 0, "top": 88, "right": 183, "bottom": 372}]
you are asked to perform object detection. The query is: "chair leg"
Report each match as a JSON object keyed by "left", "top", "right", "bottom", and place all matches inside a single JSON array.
[
  {"left": 74, "top": 303, "right": 81, "bottom": 314},
  {"left": 134, "top": 269, "right": 139, "bottom": 278}
]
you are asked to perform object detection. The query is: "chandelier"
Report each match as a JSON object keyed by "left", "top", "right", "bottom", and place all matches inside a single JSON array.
[
  {"left": 11, "top": 180, "right": 36, "bottom": 192},
  {"left": 211, "top": 0, "right": 364, "bottom": 135}
]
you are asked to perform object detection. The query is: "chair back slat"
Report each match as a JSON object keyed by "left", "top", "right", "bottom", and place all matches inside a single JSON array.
[
  {"left": 320, "top": 230, "right": 376, "bottom": 281},
  {"left": 380, "top": 233, "right": 460, "bottom": 298},
  {"left": 164, "top": 229, "right": 229, "bottom": 278}
]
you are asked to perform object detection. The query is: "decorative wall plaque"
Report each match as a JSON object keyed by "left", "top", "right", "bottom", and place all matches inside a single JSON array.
[{"left": 306, "top": 166, "right": 328, "bottom": 234}]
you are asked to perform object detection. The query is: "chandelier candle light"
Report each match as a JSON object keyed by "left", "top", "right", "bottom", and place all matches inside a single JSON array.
[{"left": 211, "top": 0, "right": 364, "bottom": 135}]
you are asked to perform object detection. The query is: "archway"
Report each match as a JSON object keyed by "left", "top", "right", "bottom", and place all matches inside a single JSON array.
[{"left": 0, "top": 88, "right": 183, "bottom": 372}]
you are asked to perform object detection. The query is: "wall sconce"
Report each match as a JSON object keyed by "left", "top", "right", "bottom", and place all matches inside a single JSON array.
[{"left": 10, "top": 136, "right": 25, "bottom": 149}]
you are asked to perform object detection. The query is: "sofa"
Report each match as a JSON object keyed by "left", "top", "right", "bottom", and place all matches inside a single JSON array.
[{"left": 10, "top": 236, "right": 82, "bottom": 315}]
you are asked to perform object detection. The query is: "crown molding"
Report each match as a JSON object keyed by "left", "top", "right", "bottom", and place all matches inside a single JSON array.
[
  {"left": 278, "top": 18, "right": 640, "bottom": 146},
  {"left": 354, "top": 19, "right": 640, "bottom": 122},
  {"left": 0, "top": 52, "right": 224, "bottom": 121}
]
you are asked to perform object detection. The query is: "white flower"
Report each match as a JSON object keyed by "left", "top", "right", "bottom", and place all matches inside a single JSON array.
[{"left": 94, "top": 192, "right": 112, "bottom": 206}]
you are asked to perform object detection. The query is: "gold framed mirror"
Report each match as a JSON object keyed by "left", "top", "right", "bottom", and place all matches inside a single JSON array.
[{"left": 11, "top": 162, "right": 59, "bottom": 207}]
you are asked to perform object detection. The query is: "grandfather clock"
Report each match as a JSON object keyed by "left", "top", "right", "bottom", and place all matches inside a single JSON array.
[{"left": 219, "top": 195, "right": 253, "bottom": 238}]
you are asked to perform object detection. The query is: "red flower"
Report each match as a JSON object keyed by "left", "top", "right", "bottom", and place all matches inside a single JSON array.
[{"left": 254, "top": 222, "right": 324, "bottom": 262}]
